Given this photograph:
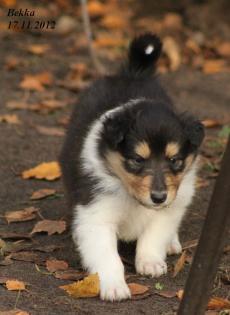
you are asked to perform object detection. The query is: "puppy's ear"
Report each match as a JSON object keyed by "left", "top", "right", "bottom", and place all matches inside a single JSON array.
[
  {"left": 180, "top": 113, "right": 205, "bottom": 149},
  {"left": 102, "top": 113, "right": 129, "bottom": 149}
]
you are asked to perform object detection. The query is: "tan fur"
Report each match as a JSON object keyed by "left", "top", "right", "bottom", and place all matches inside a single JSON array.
[
  {"left": 105, "top": 151, "right": 152, "bottom": 202},
  {"left": 165, "top": 142, "right": 180, "bottom": 158},
  {"left": 135, "top": 141, "right": 151, "bottom": 159},
  {"left": 165, "top": 153, "right": 195, "bottom": 203}
]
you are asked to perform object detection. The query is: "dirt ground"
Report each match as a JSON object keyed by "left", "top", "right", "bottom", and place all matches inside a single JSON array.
[{"left": 0, "top": 1, "right": 230, "bottom": 314}]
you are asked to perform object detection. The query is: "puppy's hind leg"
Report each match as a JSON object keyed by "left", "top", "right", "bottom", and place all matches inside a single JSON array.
[{"left": 73, "top": 200, "right": 131, "bottom": 302}]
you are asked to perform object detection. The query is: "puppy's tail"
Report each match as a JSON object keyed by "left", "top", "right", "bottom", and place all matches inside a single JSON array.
[{"left": 124, "top": 33, "right": 162, "bottom": 77}]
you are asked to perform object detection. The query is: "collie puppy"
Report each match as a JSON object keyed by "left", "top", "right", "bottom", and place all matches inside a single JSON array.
[{"left": 60, "top": 33, "right": 204, "bottom": 301}]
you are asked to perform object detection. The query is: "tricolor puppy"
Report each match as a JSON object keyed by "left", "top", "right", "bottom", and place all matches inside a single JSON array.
[{"left": 60, "top": 34, "right": 204, "bottom": 301}]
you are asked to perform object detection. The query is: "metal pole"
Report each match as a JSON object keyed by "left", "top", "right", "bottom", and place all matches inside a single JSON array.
[{"left": 178, "top": 136, "right": 230, "bottom": 315}]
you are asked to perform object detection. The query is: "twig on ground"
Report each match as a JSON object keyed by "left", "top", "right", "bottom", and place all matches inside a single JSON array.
[{"left": 80, "top": 0, "right": 105, "bottom": 74}]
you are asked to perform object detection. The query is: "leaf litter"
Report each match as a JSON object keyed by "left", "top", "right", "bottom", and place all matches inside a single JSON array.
[
  {"left": 4, "top": 207, "right": 39, "bottom": 223},
  {"left": 31, "top": 219, "right": 66, "bottom": 236},
  {"left": 22, "top": 162, "right": 61, "bottom": 181}
]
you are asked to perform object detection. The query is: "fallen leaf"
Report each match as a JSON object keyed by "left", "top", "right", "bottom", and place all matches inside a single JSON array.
[
  {"left": 0, "top": 256, "right": 13, "bottom": 266},
  {"left": 27, "top": 44, "right": 50, "bottom": 55},
  {"left": 128, "top": 283, "right": 149, "bottom": 296},
  {"left": 100, "top": 14, "right": 127, "bottom": 29},
  {"left": 163, "top": 37, "right": 181, "bottom": 71},
  {"left": 10, "top": 251, "right": 45, "bottom": 264},
  {"left": 30, "top": 188, "right": 56, "bottom": 200},
  {"left": 0, "top": 114, "right": 21, "bottom": 124},
  {"left": 173, "top": 251, "right": 187, "bottom": 277},
  {"left": 54, "top": 270, "right": 87, "bottom": 281},
  {"left": 202, "top": 119, "right": 222, "bottom": 128},
  {"left": 6, "top": 100, "right": 30, "bottom": 110},
  {"left": 20, "top": 72, "right": 53, "bottom": 91},
  {"left": 207, "top": 297, "right": 230, "bottom": 310},
  {"left": 0, "top": 310, "right": 29, "bottom": 315},
  {"left": 4, "top": 207, "right": 39, "bottom": 223},
  {"left": 177, "top": 290, "right": 230, "bottom": 310},
  {"left": 87, "top": 0, "right": 108, "bottom": 17},
  {"left": 203, "top": 59, "right": 228, "bottom": 74},
  {"left": 0, "top": 232, "right": 31, "bottom": 240},
  {"left": 4, "top": 56, "right": 21, "bottom": 70},
  {"left": 31, "top": 219, "right": 66, "bottom": 236},
  {"left": 46, "top": 259, "right": 69, "bottom": 272},
  {"left": 5, "top": 280, "right": 26, "bottom": 291},
  {"left": 182, "top": 239, "right": 198, "bottom": 250},
  {"left": 22, "top": 161, "right": 61, "bottom": 181},
  {"left": 35, "top": 125, "right": 65, "bottom": 136},
  {"left": 217, "top": 42, "right": 230, "bottom": 57},
  {"left": 60, "top": 273, "right": 100, "bottom": 298},
  {"left": 155, "top": 290, "right": 177, "bottom": 298}
]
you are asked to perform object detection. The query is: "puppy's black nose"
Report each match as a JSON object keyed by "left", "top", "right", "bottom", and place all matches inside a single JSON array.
[{"left": 151, "top": 191, "right": 167, "bottom": 204}]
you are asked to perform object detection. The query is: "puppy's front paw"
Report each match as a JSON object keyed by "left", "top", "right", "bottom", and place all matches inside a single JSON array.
[
  {"left": 167, "top": 238, "right": 182, "bottom": 256},
  {"left": 135, "top": 256, "right": 167, "bottom": 277},
  {"left": 99, "top": 276, "right": 131, "bottom": 301}
]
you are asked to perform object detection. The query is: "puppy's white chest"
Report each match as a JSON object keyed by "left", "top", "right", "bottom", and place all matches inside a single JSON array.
[{"left": 117, "top": 202, "right": 154, "bottom": 241}]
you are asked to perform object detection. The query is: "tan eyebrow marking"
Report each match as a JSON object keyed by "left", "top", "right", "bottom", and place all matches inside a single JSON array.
[
  {"left": 165, "top": 142, "right": 180, "bottom": 158},
  {"left": 135, "top": 141, "right": 151, "bottom": 159}
]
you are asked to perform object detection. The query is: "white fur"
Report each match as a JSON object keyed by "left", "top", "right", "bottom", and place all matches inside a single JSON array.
[{"left": 72, "top": 100, "right": 198, "bottom": 301}]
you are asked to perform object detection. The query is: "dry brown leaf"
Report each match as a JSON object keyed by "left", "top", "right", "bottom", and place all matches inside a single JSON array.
[
  {"left": 0, "top": 310, "right": 29, "bottom": 315},
  {"left": 0, "top": 114, "right": 21, "bottom": 124},
  {"left": 5, "top": 280, "right": 26, "bottom": 291},
  {"left": 27, "top": 44, "right": 50, "bottom": 55},
  {"left": 31, "top": 219, "right": 66, "bottom": 236},
  {"left": 203, "top": 59, "right": 227, "bottom": 74},
  {"left": 0, "top": 231, "right": 31, "bottom": 240},
  {"left": 128, "top": 283, "right": 149, "bottom": 296},
  {"left": 46, "top": 259, "right": 69, "bottom": 272},
  {"left": 30, "top": 188, "right": 56, "bottom": 200},
  {"left": 196, "top": 177, "right": 209, "bottom": 189},
  {"left": 217, "top": 42, "right": 230, "bottom": 57},
  {"left": 155, "top": 290, "right": 177, "bottom": 298},
  {"left": 100, "top": 14, "right": 127, "bottom": 29},
  {"left": 54, "top": 270, "right": 87, "bottom": 281},
  {"left": 5, "top": 207, "right": 39, "bottom": 223},
  {"left": 177, "top": 290, "right": 230, "bottom": 310},
  {"left": 163, "top": 37, "right": 181, "bottom": 71},
  {"left": 22, "top": 161, "right": 61, "bottom": 181},
  {"left": 10, "top": 251, "right": 45, "bottom": 264},
  {"left": 35, "top": 125, "right": 65, "bottom": 137},
  {"left": 60, "top": 273, "right": 100, "bottom": 298},
  {"left": 202, "top": 119, "right": 222, "bottom": 128},
  {"left": 20, "top": 72, "right": 53, "bottom": 91},
  {"left": 0, "top": 0, "right": 16, "bottom": 7},
  {"left": 173, "top": 251, "right": 187, "bottom": 277}
]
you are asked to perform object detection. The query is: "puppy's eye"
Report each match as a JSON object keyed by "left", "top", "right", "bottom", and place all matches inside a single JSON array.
[
  {"left": 169, "top": 157, "right": 184, "bottom": 171},
  {"left": 127, "top": 156, "right": 145, "bottom": 168}
]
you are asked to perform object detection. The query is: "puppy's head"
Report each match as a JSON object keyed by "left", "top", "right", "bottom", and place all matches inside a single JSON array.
[{"left": 99, "top": 100, "right": 204, "bottom": 209}]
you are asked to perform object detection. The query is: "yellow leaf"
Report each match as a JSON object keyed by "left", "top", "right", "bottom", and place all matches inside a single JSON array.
[
  {"left": 27, "top": 44, "right": 50, "bottom": 55},
  {"left": 6, "top": 280, "right": 26, "bottom": 291},
  {"left": 100, "top": 14, "right": 127, "bottom": 29},
  {"left": 87, "top": 1, "right": 108, "bottom": 17},
  {"left": 22, "top": 162, "right": 61, "bottom": 181},
  {"left": 0, "top": 114, "right": 21, "bottom": 124},
  {"left": 60, "top": 273, "right": 100, "bottom": 298},
  {"left": 203, "top": 59, "right": 228, "bottom": 74}
]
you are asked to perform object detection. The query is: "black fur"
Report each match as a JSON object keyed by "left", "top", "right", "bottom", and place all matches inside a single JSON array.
[{"left": 60, "top": 33, "right": 204, "bottom": 208}]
